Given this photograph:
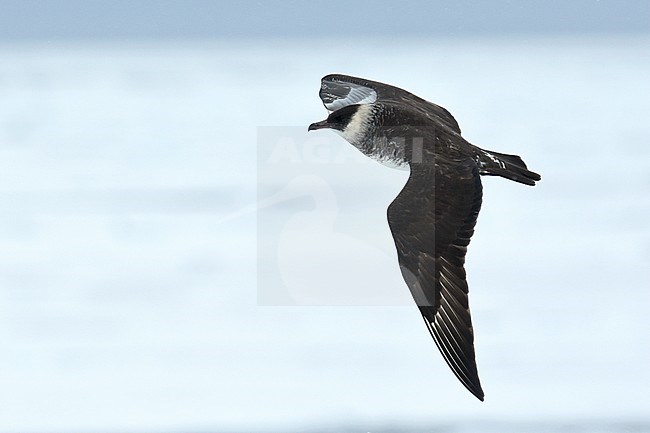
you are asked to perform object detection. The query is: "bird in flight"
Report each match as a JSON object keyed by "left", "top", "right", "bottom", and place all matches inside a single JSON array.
[{"left": 308, "top": 74, "right": 541, "bottom": 401}]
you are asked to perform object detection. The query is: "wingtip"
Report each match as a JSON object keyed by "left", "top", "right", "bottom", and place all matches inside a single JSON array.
[{"left": 466, "top": 382, "right": 485, "bottom": 401}]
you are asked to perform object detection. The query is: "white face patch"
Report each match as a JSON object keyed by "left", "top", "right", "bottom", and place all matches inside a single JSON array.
[
  {"left": 339, "top": 104, "right": 373, "bottom": 145},
  {"left": 324, "top": 83, "right": 377, "bottom": 112},
  {"left": 335, "top": 105, "right": 409, "bottom": 171}
]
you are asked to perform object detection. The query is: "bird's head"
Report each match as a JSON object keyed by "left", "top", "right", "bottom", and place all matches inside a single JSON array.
[{"left": 308, "top": 104, "right": 374, "bottom": 146}]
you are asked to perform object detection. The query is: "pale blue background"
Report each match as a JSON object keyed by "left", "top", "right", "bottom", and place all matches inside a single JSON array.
[
  {"left": 0, "top": 1, "right": 649, "bottom": 432},
  {"left": 1, "top": 0, "right": 649, "bottom": 40}
]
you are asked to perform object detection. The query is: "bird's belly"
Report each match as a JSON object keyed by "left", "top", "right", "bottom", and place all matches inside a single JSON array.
[
  {"left": 363, "top": 142, "right": 409, "bottom": 170},
  {"left": 369, "top": 152, "right": 409, "bottom": 170}
]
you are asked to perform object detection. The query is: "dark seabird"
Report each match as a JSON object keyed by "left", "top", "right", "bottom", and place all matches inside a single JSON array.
[{"left": 308, "top": 74, "right": 541, "bottom": 401}]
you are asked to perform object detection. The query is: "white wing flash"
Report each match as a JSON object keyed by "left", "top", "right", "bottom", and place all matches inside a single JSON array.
[{"left": 320, "top": 80, "right": 377, "bottom": 112}]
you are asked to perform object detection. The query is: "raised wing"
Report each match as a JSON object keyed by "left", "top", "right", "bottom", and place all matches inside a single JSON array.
[
  {"left": 388, "top": 157, "right": 484, "bottom": 400},
  {"left": 319, "top": 79, "right": 377, "bottom": 111},
  {"left": 319, "top": 74, "right": 462, "bottom": 134}
]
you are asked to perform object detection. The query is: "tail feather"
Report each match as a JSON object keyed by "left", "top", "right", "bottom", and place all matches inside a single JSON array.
[{"left": 475, "top": 149, "right": 541, "bottom": 186}]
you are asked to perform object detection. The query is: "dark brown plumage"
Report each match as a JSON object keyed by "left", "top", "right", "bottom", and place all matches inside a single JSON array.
[{"left": 309, "top": 74, "right": 540, "bottom": 400}]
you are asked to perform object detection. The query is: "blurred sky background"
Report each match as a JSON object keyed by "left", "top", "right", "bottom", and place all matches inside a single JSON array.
[
  {"left": 1, "top": 1, "right": 649, "bottom": 432},
  {"left": 1, "top": 0, "right": 650, "bottom": 39}
]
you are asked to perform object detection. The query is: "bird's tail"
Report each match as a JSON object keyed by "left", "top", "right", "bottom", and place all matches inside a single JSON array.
[{"left": 474, "top": 148, "right": 541, "bottom": 186}]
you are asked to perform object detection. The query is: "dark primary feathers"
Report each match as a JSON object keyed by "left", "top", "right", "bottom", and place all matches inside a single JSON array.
[
  {"left": 310, "top": 74, "right": 540, "bottom": 401},
  {"left": 388, "top": 158, "right": 484, "bottom": 400}
]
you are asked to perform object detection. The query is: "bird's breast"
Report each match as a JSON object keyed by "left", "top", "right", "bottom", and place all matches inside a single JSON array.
[{"left": 360, "top": 136, "right": 410, "bottom": 170}]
